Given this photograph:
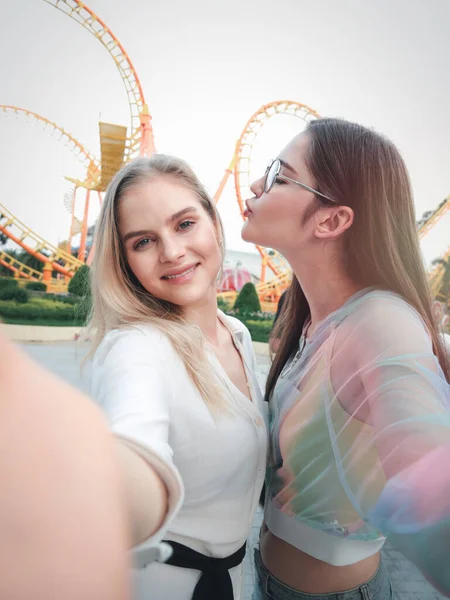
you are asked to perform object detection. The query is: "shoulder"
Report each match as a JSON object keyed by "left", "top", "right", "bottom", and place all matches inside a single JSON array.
[
  {"left": 90, "top": 324, "right": 179, "bottom": 406},
  {"left": 338, "top": 289, "right": 432, "bottom": 358},
  {"left": 347, "top": 290, "right": 427, "bottom": 330},
  {"left": 92, "top": 323, "right": 176, "bottom": 368}
]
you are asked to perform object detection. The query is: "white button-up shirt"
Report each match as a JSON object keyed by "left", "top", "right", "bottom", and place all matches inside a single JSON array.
[{"left": 90, "top": 311, "right": 268, "bottom": 600}]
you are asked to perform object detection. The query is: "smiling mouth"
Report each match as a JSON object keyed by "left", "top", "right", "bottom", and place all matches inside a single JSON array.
[{"left": 161, "top": 264, "right": 199, "bottom": 281}]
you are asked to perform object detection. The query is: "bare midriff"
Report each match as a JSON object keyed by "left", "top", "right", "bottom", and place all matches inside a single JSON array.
[{"left": 260, "top": 522, "right": 380, "bottom": 594}]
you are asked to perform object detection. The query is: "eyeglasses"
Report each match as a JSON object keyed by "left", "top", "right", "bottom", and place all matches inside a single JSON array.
[{"left": 264, "top": 158, "right": 335, "bottom": 203}]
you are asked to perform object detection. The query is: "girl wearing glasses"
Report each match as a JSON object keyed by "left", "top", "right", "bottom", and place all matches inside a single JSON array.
[
  {"left": 242, "top": 118, "right": 450, "bottom": 600},
  {"left": 88, "top": 155, "right": 268, "bottom": 600}
]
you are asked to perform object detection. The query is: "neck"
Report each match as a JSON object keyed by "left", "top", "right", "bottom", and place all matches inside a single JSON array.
[
  {"left": 182, "top": 287, "right": 220, "bottom": 345},
  {"left": 287, "top": 251, "right": 363, "bottom": 335}
]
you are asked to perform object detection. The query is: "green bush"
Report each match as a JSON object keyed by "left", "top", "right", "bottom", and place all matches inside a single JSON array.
[
  {"left": 217, "top": 297, "right": 231, "bottom": 312},
  {"left": 240, "top": 319, "right": 273, "bottom": 343},
  {"left": 228, "top": 313, "right": 274, "bottom": 343},
  {"left": 25, "top": 281, "right": 47, "bottom": 292},
  {"left": 68, "top": 265, "right": 91, "bottom": 297},
  {"left": 234, "top": 282, "right": 261, "bottom": 314},
  {"left": 0, "top": 298, "right": 82, "bottom": 323},
  {"left": 29, "top": 296, "right": 68, "bottom": 308},
  {"left": 75, "top": 295, "right": 92, "bottom": 322},
  {"left": 44, "top": 293, "right": 79, "bottom": 305},
  {"left": 0, "top": 277, "right": 18, "bottom": 290},
  {"left": 0, "top": 287, "right": 29, "bottom": 303}
]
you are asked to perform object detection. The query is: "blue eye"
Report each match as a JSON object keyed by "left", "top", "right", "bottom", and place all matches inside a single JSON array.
[
  {"left": 134, "top": 237, "right": 153, "bottom": 250},
  {"left": 178, "top": 220, "right": 195, "bottom": 231}
]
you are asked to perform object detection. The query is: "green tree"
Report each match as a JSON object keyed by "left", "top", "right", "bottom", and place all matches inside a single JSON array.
[
  {"left": 0, "top": 248, "right": 20, "bottom": 277},
  {"left": 17, "top": 250, "right": 44, "bottom": 273},
  {"left": 233, "top": 282, "right": 261, "bottom": 314},
  {"left": 0, "top": 212, "right": 7, "bottom": 246},
  {"left": 432, "top": 256, "right": 450, "bottom": 307},
  {"left": 68, "top": 264, "right": 91, "bottom": 297}
]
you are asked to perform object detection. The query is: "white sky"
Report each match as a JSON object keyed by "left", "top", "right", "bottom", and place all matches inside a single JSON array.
[{"left": 1, "top": 0, "right": 449, "bottom": 265}]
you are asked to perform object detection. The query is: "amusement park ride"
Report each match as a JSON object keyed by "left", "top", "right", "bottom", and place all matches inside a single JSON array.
[{"left": 0, "top": 0, "right": 449, "bottom": 309}]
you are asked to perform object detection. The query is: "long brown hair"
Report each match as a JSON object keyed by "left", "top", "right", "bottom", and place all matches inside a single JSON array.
[{"left": 266, "top": 118, "right": 450, "bottom": 401}]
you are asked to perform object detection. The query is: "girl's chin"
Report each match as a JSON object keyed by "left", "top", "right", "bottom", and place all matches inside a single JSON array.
[{"left": 241, "top": 223, "right": 257, "bottom": 243}]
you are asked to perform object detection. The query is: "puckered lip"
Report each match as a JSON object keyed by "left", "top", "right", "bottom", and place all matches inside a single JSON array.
[
  {"left": 245, "top": 200, "right": 253, "bottom": 213},
  {"left": 161, "top": 262, "right": 199, "bottom": 279}
]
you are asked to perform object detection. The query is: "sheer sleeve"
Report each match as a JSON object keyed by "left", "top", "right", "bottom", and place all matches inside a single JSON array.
[{"left": 330, "top": 294, "right": 450, "bottom": 594}]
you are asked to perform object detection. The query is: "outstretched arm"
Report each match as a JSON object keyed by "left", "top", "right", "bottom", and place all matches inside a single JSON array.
[{"left": 0, "top": 332, "right": 130, "bottom": 600}]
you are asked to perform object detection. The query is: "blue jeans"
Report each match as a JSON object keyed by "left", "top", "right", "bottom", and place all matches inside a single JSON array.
[{"left": 252, "top": 548, "right": 393, "bottom": 600}]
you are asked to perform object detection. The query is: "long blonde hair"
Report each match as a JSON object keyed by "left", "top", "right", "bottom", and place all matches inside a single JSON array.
[
  {"left": 86, "top": 154, "right": 228, "bottom": 410},
  {"left": 267, "top": 118, "right": 450, "bottom": 400}
]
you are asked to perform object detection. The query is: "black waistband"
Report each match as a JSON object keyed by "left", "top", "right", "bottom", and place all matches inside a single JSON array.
[{"left": 163, "top": 540, "right": 246, "bottom": 600}]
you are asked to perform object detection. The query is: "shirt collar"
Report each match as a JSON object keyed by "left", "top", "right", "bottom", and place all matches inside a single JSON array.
[{"left": 217, "top": 310, "right": 245, "bottom": 344}]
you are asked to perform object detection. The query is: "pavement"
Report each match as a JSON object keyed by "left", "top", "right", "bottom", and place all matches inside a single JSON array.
[{"left": 19, "top": 341, "right": 446, "bottom": 600}]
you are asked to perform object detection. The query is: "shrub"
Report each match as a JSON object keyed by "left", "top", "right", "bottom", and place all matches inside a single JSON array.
[
  {"left": 14, "top": 288, "right": 29, "bottom": 304},
  {"left": 68, "top": 265, "right": 91, "bottom": 297},
  {"left": 0, "top": 277, "right": 18, "bottom": 290},
  {"left": 226, "top": 310, "right": 274, "bottom": 321},
  {"left": 233, "top": 282, "right": 261, "bottom": 314},
  {"left": 0, "top": 287, "right": 29, "bottom": 303},
  {"left": 0, "top": 298, "right": 82, "bottom": 323},
  {"left": 240, "top": 319, "right": 273, "bottom": 343},
  {"left": 45, "top": 293, "right": 79, "bottom": 305},
  {"left": 217, "top": 297, "right": 231, "bottom": 312},
  {"left": 228, "top": 313, "right": 274, "bottom": 343},
  {"left": 76, "top": 295, "right": 92, "bottom": 322},
  {"left": 25, "top": 281, "right": 47, "bottom": 292}
]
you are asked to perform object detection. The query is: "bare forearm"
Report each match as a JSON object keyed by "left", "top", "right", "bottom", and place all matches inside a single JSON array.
[{"left": 116, "top": 442, "right": 168, "bottom": 546}]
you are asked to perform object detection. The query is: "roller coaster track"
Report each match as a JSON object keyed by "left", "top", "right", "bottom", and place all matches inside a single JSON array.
[
  {"left": 0, "top": 249, "right": 67, "bottom": 292},
  {"left": 43, "top": 0, "right": 155, "bottom": 159},
  {"left": 417, "top": 195, "right": 450, "bottom": 300},
  {"left": 0, "top": 105, "right": 99, "bottom": 282},
  {"left": 418, "top": 195, "right": 450, "bottom": 239},
  {"left": 429, "top": 246, "right": 450, "bottom": 300},
  {"left": 0, "top": 203, "right": 83, "bottom": 278},
  {"left": 0, "top": 105, "right": 100, "bottom": 187},
  {"left": 2, "top": 0, "right": 448, "bottom": 302},
  {"left": 0, "top": 249, "right": 43, "bottom": 280}
]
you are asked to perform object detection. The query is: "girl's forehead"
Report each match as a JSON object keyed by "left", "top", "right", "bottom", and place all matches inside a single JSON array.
[{"left": 281, "top": 132, "right": 310, "bottom": 162}]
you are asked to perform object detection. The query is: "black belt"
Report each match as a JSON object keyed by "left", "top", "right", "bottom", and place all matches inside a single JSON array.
[{"left": 163, "top": 540, "right": 246, "bottom": 600}]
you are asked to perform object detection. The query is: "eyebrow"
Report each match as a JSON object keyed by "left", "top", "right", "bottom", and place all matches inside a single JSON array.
[
  {"left": 122, "top": 206, "right": 199, "bottom": 243},
  {"left": 278, "top": 158, "right": 298, "bottom": 174}
]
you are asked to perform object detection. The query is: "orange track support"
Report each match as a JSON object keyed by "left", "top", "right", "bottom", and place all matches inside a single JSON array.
[{"left": 0, "top": 203, "right": 83, "bottom": 277}]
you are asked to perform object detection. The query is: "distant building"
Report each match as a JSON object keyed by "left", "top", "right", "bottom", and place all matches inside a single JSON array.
[
  {"left": 224, "top": 249, "right": 278, "bottom": 282},
  {"left": 218, "top": 263, "right": 252, "bottom": 292}
]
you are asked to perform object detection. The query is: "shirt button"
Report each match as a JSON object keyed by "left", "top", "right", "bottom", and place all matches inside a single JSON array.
[{"left": 254, "top": 417, "right": 264, "bottom": 427}]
